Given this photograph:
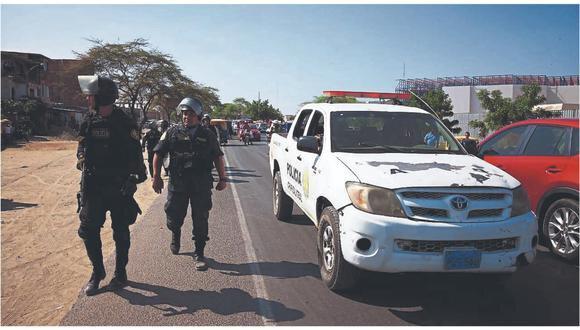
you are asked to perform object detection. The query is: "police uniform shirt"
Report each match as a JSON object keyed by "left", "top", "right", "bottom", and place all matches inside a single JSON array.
[{"left": 153, "top": 123, "right": 223, "bottom": 192}]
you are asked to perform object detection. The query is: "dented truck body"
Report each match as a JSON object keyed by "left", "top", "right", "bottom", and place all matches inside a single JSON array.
[{"left": 269, "top": 103, "right": 537, "bottom": 289}]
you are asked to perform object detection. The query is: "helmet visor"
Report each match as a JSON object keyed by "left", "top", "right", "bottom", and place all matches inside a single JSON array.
[{"left": 78, "top": 75, "right": 99, "bottom": 95}]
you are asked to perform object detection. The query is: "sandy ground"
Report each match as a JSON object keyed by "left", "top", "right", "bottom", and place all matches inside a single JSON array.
[{"left": 1, "top": 140, "right": 161, "bottom": 325}]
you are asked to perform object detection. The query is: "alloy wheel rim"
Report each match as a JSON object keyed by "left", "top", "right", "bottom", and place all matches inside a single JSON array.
[
  {"left": 322, "top": 223, "right": 335, "bottom": 271},
  {"left": 548, "top": 207, "right": 579, "bottom": 255}
]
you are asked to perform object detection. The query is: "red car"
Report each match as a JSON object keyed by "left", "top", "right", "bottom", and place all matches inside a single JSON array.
[{"left": 478, "top": 119, "right": 579, "bottom": 261}]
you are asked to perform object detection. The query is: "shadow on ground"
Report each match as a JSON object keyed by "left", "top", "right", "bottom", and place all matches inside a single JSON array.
[
  {"left": 1, "top": 198, "right": 38, "bottom": 211},
  {"left": 115, "top": 281, "right": 304, "bottom": 322},
  {"left": 223, "top": 166, "right": 261, "bottom": 184},
  {"left": 338, "top": 249, "right": 578, "bottom": 326},
  {"left": 197, "top": 258, "right": 320, "bottom": 280}
]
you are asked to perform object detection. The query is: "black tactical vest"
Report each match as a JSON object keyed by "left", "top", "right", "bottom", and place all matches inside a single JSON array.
[
  {"left": 165, "top": 124, "right": 214, "bottom": 192},
  {"left": 84, "top": 110, "right": 132, "bottom": 178},
  {"left": 145, "top": 129, "right": 162, "bottom": 151}
]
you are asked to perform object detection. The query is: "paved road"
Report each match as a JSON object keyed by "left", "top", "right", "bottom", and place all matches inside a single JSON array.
[{"left": 62, "top": 138, "right": 579, "bottom": 326}]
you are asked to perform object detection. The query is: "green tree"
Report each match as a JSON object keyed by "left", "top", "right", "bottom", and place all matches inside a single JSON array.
[
  {"left": 75, "top": 38, "right": 219, "bottom": 126},
  {"left": 307, "top": 95, "right": 358, "bottom": 104},
  {"left": 469, "top": 83, "right": 554, "bottom": 137},
  {"left": 1, "top": 98, "right": 48, "bottom": 134},
  {"left": 408, "top": 89, "right": 461, "bottom": 134}
]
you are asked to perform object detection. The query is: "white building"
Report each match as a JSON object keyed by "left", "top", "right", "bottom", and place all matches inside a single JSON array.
[{"left": 397, "top": 75, "right": 579, "bottom": 134}]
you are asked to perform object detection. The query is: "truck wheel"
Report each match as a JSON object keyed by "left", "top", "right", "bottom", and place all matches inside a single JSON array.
[
  {"left": 273, "top": 171, "right": 293, "bottom": 221},
  {"left": 543, "top": 198, "right": 579, "bottom": 261},
  {"left": 317, "top": 206, "right": 359, "bottom": 291}
]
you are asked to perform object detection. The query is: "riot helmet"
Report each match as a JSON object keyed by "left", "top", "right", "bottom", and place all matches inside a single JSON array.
[
  {"left": 176, "top": 97, "right": 203, "bottom": 117},
  {"left": 78, "top": 75, "right": 119, "bottom": 107},
  {"left": 158, "top": 120, "right": 169, "bottom": 132}
]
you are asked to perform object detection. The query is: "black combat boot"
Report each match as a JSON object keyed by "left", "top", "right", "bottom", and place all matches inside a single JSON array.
[
  {"left": 193, "top": 241, "right": 208, "bottom": 271},
  {"left": 170, "top": 230, "right": 181, "bottom": 255},
  {"left": 84, "top": 268, "right": 106, "bottom": 296},
  {"left": 109, "top": 243, "right": 129, "bottom": 290},
  {"left": 109, "top": 268, "right": 128, "bottom": 290}
]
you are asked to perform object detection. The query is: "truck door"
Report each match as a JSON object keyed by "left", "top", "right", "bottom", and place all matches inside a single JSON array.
[
  {"left": 300, "top": 110, "right": 326, "bottom": 222},
  {"left": 286, "top": 109, "right": 313, "bottom": 211}
]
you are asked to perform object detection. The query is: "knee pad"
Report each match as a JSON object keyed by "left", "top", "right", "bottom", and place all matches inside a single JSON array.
[{"left": 78, "top": 224, "right": 100, "bottom": 240}]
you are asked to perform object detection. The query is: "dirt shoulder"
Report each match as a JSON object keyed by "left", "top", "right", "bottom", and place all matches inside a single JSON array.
[{"left": 1, "top": 140, "right": 161, "bottom": 325}]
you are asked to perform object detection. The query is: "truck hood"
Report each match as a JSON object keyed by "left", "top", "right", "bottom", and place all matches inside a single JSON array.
[{"left": 335, "top": 153, "right": 519, "bottom": 189}]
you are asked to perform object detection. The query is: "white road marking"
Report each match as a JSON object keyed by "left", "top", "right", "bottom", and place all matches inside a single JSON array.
[{"left": 223, "top": 152, "right": 275, "bottom": 326}]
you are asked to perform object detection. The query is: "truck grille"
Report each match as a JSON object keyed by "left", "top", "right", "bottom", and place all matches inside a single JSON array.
[
  {"left": 468, "top": 209, "right": 503, "bottom": 218},
  {"left": 401, "top": 191, "right": 506, "bottom": 200},
  {"left": 397, "top": 188, "right": 512, "bottom": 223},
  {"left": 395, "top": 238, "right": 518, "bottom": 253},
  {"left": 410, "top": 207, "right": 448, "bottom": 218}
]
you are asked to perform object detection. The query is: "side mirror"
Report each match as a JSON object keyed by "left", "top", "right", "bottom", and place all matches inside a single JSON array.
[{"left": 297, "top": 136, "right": 320, "bottom": 154}]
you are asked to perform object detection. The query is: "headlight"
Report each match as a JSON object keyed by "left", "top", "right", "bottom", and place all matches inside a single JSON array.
[
  {"left": 346, "top": 182, "right": 406, "bottom": 217},
  {"left": 511, "top": 185, "right": 531, "bottom": 217}
]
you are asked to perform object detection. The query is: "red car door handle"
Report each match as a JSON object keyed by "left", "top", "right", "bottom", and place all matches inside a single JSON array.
[{"left": 546, "top": 167, "right": 562, "bottom": 174}]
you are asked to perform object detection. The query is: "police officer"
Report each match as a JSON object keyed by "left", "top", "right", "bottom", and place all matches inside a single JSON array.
[
  {"left": 202, "top": 113, "right": 218, "bottom": 137},
  {"left": 76, "top": 75, "right": 147, "bottom": 295},
  {"left": 141, "top": 120, "right": 168, "bottom": 177},
  {"left": 152, "top": 97, "right": 227, "bottom": 271}
]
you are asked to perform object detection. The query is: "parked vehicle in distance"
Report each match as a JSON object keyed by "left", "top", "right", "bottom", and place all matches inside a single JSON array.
[
  {"left": 478, "top": 118, "right": 579, "bottom": 261},
  {"left": 269, "top": 96, "right": 538, "bottom": 291}
]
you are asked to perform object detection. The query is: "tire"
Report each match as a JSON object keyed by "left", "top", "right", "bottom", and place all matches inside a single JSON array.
[
  {"left": 543, "top": 198, "right": 579, "bottom": 261},
  {"left": 317, "top": 206, "right": 359, "bottom": 291},
  {"left": 273, "top": 171, "right": 293, "bottom": 221}
]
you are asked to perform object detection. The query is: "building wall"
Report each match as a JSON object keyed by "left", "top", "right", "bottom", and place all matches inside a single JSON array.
[
  {"left": 446, "top": 84, "right": 579, "bottom": 115},
  {"left": 45, "top": 59, "right": 92, "bottom": 108},
  {"left": 446, "top": 83, "right": 579, "bottom": 136}
]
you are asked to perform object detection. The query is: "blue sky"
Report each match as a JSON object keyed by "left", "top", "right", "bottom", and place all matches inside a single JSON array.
[{"left": 1, "top": 4, "right": 578, "bottom": 115}]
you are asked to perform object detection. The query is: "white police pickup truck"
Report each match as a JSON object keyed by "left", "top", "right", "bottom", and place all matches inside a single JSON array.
[{"left": 269, "top": 101, "right": 538, "bottom": 291}]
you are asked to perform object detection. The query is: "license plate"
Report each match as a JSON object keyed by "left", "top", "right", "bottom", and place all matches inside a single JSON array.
[{"left": 444, "top": 249, "right": 481, "bottom": 270}]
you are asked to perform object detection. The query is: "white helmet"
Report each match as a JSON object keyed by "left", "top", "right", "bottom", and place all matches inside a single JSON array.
[{"left": 176, "top": 97, "right": 203, "bottom": 117}]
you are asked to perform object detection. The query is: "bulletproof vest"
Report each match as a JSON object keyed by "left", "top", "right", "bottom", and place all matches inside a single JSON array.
[
  {"left": 167, "top": 124, "right": 213, "bottom": 175},
  {"left": 84, "top": 110, "right": 131, "bottom": 178},
  {"left": 145, "top": 129, "right": 162, "bottom": 151}
]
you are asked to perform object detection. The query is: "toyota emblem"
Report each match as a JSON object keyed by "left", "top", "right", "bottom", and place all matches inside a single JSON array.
[{"left": 450, "top": 196, "right": 469, "bottom": 210}]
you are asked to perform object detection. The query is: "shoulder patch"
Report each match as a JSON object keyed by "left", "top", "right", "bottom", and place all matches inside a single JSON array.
[{"left": 130, "top": 129, "right": 140, "bottom": 140}]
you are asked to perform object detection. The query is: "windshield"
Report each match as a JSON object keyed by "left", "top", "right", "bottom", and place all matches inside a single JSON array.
[
  {"left": 330, "top": 111, "right": 464, "bottom": 154},
  {"left": 250, "top": 124, "right": 258, "bottom": 129}
]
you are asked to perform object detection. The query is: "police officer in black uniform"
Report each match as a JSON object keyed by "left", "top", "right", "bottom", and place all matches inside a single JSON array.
[
  {"left": 142, "top": 120, "right": 168, "bottom": 177},
  {"left": 152, "top": 97, "right": 227, "bottom": 271},
  {"left": 76, "top": 75, "right": 147, "bottom": 295}
]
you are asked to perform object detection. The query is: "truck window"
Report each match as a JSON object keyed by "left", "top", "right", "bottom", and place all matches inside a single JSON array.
[
  {"left": 293, "top": 110, "right": 312, "bottom": 140},
  {"left": 330, "top": 111, "right": 463, "bottom": 154},
  {"left": 306, "top": 111, "right": 325, "bottom": 151}
]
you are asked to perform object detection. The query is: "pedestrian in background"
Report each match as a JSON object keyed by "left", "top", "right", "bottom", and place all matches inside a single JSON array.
[
  {"left": 76, "top": 75, "right": 147, "bottom": 295},
  {"left": 142, "top": 120, "right": 169, "bottom": 177},
  {"left": 152, "top": 97, "right": 227, "bottom": 271},
  {"left": 461, "top": 131, "right": 479, "bottom": 155}
]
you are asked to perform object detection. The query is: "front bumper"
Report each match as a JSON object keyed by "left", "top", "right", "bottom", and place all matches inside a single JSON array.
[{"left": 339, "top": 206, "right": 538, "bottom": 273}]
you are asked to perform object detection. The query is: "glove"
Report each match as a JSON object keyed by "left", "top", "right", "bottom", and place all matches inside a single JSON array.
[{"left": 76, "top": 155, "right": 85, "bottom": 171}]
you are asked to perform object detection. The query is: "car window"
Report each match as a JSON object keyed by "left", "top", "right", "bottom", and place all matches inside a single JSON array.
[
  {"left": 523, "top": 125, "right": 570, "bottom": 156},
  {"left": 293, "top": 110, "right": 312, "bottom": 140},
  {"left": 479, "top": 125, "right": 529, "bottom": 156},
  {"left": 572, "top": 128, "right": 579, "bottom": 156}
]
